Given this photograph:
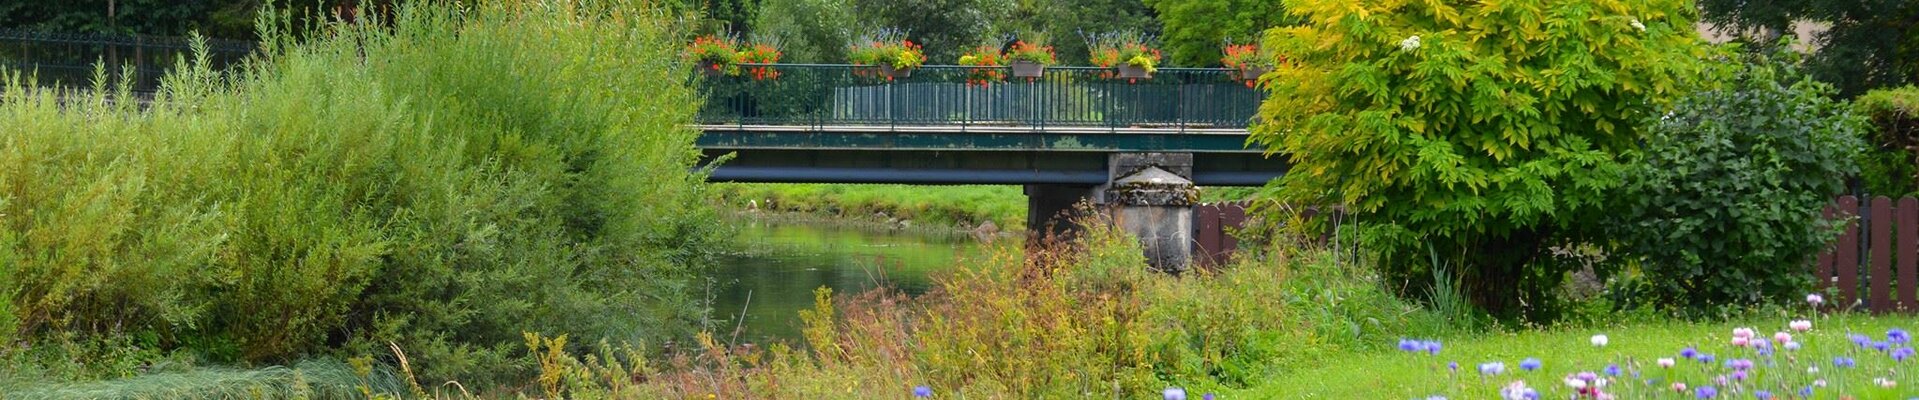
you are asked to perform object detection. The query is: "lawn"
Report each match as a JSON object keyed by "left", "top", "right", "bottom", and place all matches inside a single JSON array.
[{"left": 1240, "top": 313, "right": 1919, "bottom": 399}]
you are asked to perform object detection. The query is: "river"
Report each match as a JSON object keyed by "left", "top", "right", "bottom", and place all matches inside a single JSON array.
[{"left": 710, "top": 219, "right": 991, "bottom": 343}]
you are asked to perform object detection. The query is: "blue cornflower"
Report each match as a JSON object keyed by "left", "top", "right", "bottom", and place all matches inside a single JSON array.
[
  {"left": 1681, "top": 347, "right": 1699, "bottom": 360},
  {"left": 1851, "top": 333, "right": 1872, "bottom": 347},
  {"left": 1203, "top": 394, "right": 1216, "bottom": 400},
  {"left": 1834, "top": 356, "right": 1856, "bottom": 368},
  {"left": 1480, "top": 362, "right": 1506, "bottom": 376},
  {"left": 1697, "top": 385, "right": 1718, "bottom": 398},
  {"left": 1872, "top": 341, "right": 1892, "bottom": 352},
  {"left": 1604, "top": 364, "right": 1622, "bottom": 377},
  {"left": 1724, "top": 359, "right": 1754, "bottom": 371},
  {"left": 1424, "top": 341, "right": 1442, "bottom": 355},
  {"left": 1164, "top": 387, "right": 1187, "bottom": 400},
  {"left": 1698, "top": 354, "right": 1716, "bottom": 363},
  {"left": 1519, "top": 358, "right": 1541, "bottom": 371},
  {"left": 1799, "top": 386, "right": 1814, "bottom": 397},
  {"left": 1399, "top": 339, "right": 1421, "bottom": 352},
  {"left": 1893, "top": 347, "right": 1915, "bottom": 362},
  {"left": 1891, "top": 328, "right": 1911, "bottom": 344},
  {"left": 1448, "top": 361, "right": 1459, "bottom": 372},
  {"left": 913, "top": 386, "right": 932, "bottom": 398},
  {"left": 1755, "top": 390, "right": 1771, "bottom": 399}
]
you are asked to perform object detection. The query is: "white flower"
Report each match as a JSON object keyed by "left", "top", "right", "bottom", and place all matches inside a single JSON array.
[
  {"left": 1590, "top": 334, "right": 1609, "bottom": 347},
  {"left": 1791, "top": 320, "right": 1813, "bottom": 331},
  {"left": 1630, "top": 19, "right": 1646, "bottom": 31},
  {"left": 1565, "top": 377, "right": 1589, "bottom": 389},
  {"left": 1814, "top": 379, "right": 1827, "bottom": 387},
  {"left": 1657, "top": 358, "right": 1676, "bottom": 368},
  {"left": 1398, "top": 35, "right": 1422, "bottom": 51},
  {"left": 1807, "top": 366, "right": 1819, "bottom": 374},
  {"left": 1733, "top": 328, "right": 1755, "bottom": 339},
  {"left": 1875, "top": 378, "right": 1897, "bottom": 388},
  {"left": 1774, "top": 331, "right": 1793, "bottom": 343},
  {"left": 1808, "top": 294, "right": 1825, "bottom": 305},
  {"left": 1785, "top": 341, "right": 1802, "bottom": 351},
  {"left": 1671, "top": 382, "right": 1687, "bottom": 392}
]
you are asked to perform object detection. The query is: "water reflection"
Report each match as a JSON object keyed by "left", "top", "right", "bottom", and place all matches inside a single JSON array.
[{"left": 712, "top": 220, "right": 986, "bottom": 343}]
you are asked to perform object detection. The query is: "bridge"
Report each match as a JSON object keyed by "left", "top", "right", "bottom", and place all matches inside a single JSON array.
[{"left": 694, "top": 64, "right": 1286, "bottom": 269}]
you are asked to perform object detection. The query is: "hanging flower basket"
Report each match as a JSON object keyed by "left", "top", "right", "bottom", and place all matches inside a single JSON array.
[
  {"left": 879, "top": 63, "right": 914, "bottom": 79},
  {"left": 1118, "top": 64, "right": 1152, "bottom": 80},
  {"left": 1004, "top": 40, "right": 1057, "bottom": 80},
  {"left": 1010, "top": 60, "right": 1046, "bottom": 79}
]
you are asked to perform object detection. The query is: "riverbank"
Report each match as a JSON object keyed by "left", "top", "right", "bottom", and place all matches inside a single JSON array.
[{"left": 714, "top": 183, "right": 1027, "bottom": 232}]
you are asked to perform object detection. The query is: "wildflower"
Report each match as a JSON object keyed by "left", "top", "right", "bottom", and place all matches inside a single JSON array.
[
  {"left": 1480, "top": 362, "right": 1507, "bottom": 376},
  {"left": 1725, "top": 359, "right": 1754, "bottom": 371},
  {"left": 1814, "top": 379, "right": 1826, "bottom": 387},
  {"left": 1520, "top": 358, "right": 1542, "bottom": 371},
  {"left": 914, "top": 386, "right": 933, "bottom": 398},
  {"left": 1732, "top": 328, "right": 1755, "bottom": 339},
  {"left": 1893, "top": 347, "right": 1915, "bottom": 362},
  {"left": 1807, "top": 294, "right": 1824, "bottom": 305},
  {"left": 1604, "top": 364, "right": 1622, "bottom": 376},
  {"left": 1164, "top": 387, "right": 1187, "bottom": 400},
  {"left": 1784, "top": 341, "right": 1801, "bottom": 351},
  {"left": 1500, "top": 381, "right": 1537, "bottom": 400},
  {"left": 1672, "top": 382, "right": 1688, "bottom": 392},
  {"left": 1872, "top": 341, "right": 1892, "bottom": 352},
  {"left": 1875, "top": 377, "right": 1898, "bottom": 388},
  {"left": 1731, "top": 370, "right": 1748, "bottom": 382},
  {"left": 1833, "top": 357, "right": 1856, "bottom": 368},
  {"left": 1696, "top": 385, "right": 1718, "bottom": 398},
  {"left": 1630, "top": 19, "right": 1647, "bottom": 31},
  {"left": 1799, "top": 386, "right": 1813, "bottom": 397},
  {"left": 1398, "top": 35, "right": 1422, "bottom": 51},
  {"left": 1204, "top": 394, "right": 1216, "bottom": 400},
  {"left": 1449, "top": 362, "right": 1459, "bottom": 372},
  {"left": 1591, "top": 334, "right": 1609, "bottom": 347},
  {"left": 1790, "top": 320, "right": 1812, "bottom": 332},
  {"left": 1851, "top": 333, "right": 1871, "bottom": 347},
  {"left": 1730, "top": 336, "right": 1750, "bottom": 347},
  {"left": 1658, "top": 358, "right": 1676, "bottom": 368},
  {"left": 1425, "top": 341, "right": 1443, "bottom": 355},
  {"left": 1698, "top": 354, "right": 1716, "bottom": 363},
  {"left": 1681, "top": 348, "right": 1699, "bottom": 360},
  {"left": 1773, "top": 332, "right": 1792, "bottom": 343},
  {"left": 1807, "top": 366, "right": 1819, "bottom": 374},
  {"left": 1891, "top": 328, "right": 1911, "bottom": 344},
  {"left": 1564, "top": 376, "right": 1589, "bottom": 389},
  {"left": 1754, "top": 390, "right": 1771, "bottom": 399},
  {"left": 1400, "top": 339, "right": 1422, "bottom": 352}
]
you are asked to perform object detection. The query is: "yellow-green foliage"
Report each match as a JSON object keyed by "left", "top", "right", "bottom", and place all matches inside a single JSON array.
[
  {"left": 0, "top": 0, "right": 715, "bottom": 386},
  {"left": 531, "top": 218, "right": 1454, "bottom": 398},
  {"left": 1854, "top": 85, "right": 1919, "bottom": 196},
  {"left": 1251, "top": 0, "right": 1711, "bottom": 317},
  {"left": 715, "top": 183, "right": 1026, "bottom": 230}
]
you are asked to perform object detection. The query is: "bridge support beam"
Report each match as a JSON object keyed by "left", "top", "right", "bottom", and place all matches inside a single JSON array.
[{"left": 1023, "top": 153, "right": 1198, "bottom": 273}]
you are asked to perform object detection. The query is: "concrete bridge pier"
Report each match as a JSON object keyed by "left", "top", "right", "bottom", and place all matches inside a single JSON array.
[{"left": 1025, "top": 153, "right": 1198, "bottom": 273}]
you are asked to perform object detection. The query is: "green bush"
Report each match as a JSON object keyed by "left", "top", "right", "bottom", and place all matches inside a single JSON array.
[
  {"left": 0, "top": 0, "right": 716, "bottom": 386},
  {"left": 1250, "top": 0, "right": 1710, "bottom": 318},
  {"left": 1854, "top": 86, "right": 1919, "bottom": 197},
  {"left": 1608, "top": 52, "right": 1864, "bottom": 308}
]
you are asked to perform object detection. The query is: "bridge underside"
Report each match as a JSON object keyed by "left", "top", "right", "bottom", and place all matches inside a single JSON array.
[{"left": 696, "top": 126, "right": 1289, "bottom": 186}]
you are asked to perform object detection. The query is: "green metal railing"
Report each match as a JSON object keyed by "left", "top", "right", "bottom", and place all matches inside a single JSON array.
[
  {"left": 0, "top": 29, "right": 255, "bottom": 93},
  {"left": 697, "top": 64, "right": 1264, "bottom": 132}
]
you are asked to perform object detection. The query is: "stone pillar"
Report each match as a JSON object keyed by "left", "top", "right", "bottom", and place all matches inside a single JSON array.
[
  {"left": 1104, "top": 164, "right": 1198, "bottom": 273},
  {"left": 1025, "top": 184, "right": 1095, "bottom": 239}
]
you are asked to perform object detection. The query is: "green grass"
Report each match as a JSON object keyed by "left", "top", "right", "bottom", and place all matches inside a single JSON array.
[
  {"left": 1240, "top": 314, "right": 1919, "bottom": 399},
  {"left": 715, "top": 183, "right": 1026, "bottom": 230},
  {"left": 4, "top": 359, "right": 413, "bottom": 399}
]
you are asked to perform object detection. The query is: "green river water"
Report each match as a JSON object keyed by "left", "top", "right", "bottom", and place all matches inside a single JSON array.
[{"left": 711, "top": 220, "right": 991, "bottom": 343}]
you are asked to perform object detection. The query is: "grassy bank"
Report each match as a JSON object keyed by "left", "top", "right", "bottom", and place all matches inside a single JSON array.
[
  {"left": 715, "top": 183, "right": 1027, "bottom": 231},
  {"left": 1244, "top": 314, "right": 1916, "bottom": 399},
  {"left": 1, "top": 0, "right": 716, "bottom": 391}
]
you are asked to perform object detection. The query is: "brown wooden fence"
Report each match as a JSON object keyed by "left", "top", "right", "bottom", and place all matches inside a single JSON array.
[
  {"left": 1194, "top": 201, "right": 1249, "bottom": 267},
  {"left": 1816, "top": 195, "right": 1919, "bottom": 313}
]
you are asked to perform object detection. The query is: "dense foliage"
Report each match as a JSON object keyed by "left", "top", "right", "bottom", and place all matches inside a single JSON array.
[
  {"left": 1697, "top": 0, "right": 1919, "bottom": 97},
  {"left": 1854, "top": 86, "right": 1919, "bottom": 197},
  {"left": 1251, "top": 0, "right": 1710, "bottom": 318},
  {"left": 1608, "top": 53, "right": 1864, "bottom": 308},
  {"left": 0, "top": 0, "right": 717, "bottom": 386},
  {"left": 1143, "top": 0, "right": 1289, "bottom": 67}
]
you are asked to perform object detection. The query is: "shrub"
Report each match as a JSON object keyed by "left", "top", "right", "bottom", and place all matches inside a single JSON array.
[
  {"left": 0, "top": 0, "right": 717, "bottom": 387},
  {"left": 1608, "top": 52, "right": 1865, "bottom": 308},
  {"left": 1853, "top": 86, "right": 1919, "bottom": 197},
  {"left": 1250, "top": 0, "right": 1710, "bottom": 319}
]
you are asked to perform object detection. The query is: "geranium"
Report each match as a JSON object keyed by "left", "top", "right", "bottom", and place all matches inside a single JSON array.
[
  {"left": 686, "top": 34, "right": 740, "bottom": 73},
  {"left": 957, "top": 45, "right": 1006, "bottom": 87},
  {"left": 848, "top": 29, "right": 926, "bottom": 79},
  {"left": 1220, "top": 44, "right": 1270, "bottom": 70},
  {"left": 1087, "top": 31, "right": 1162, "bottom": 81},
  {"left": 737, "top": 42, "right": 782, "bottom": 80},
  {"left": 1005, "top": 41, "right": 1058, "bottom": 65}
]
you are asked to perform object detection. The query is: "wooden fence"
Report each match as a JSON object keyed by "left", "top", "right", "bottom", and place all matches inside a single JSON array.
[
  {"left": 1816, "top": 195, "right": 1919, "bottom": 313},
  {"left": 1193, "top": 201, "right": 1249, "bottom": 267}
]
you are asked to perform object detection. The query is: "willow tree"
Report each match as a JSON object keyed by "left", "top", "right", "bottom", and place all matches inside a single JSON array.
[{"left": 1251, "top": 0, "right": 1710, "bottom": 318}]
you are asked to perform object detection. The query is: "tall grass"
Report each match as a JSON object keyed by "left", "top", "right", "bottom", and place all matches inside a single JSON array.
[
  {"left": 1, "top": 0, "right": 716, "bottom": 387},
  {"left": 518, "top": 214, "right": 1459, "bottom": 398}
]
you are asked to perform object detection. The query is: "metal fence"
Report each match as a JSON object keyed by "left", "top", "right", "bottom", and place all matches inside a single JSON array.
[
  {"left": 697, "top": 64, "right": 1265, "bottom": 132},
  {"left": 0, "top": 29, "right": 255, "bottom": 93}
]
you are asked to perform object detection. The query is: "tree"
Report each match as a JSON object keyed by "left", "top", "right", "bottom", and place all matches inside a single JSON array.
[
  {"left": 847, "top": 0, "right": 1015, "bottom": 63},
  {"left": 752, "top": 0, "right": 857, "bottom": 63},
  {"left": 1609, "top": 51, "right": 1864, "bottom": 309},
  {"left": 1144, "top": 0, "right": 1290, "bottom": 67},
  {"left": 1251, "top": 0, "right": 1710, "bottom": 318},
  {"left": 1697, "top": 0, "right": 1919, "bottom": 97}
]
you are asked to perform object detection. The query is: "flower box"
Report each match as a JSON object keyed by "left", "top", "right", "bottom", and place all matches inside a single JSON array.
[{"left": 1010, "top": 60, "right": 1045, "bottom": 79}]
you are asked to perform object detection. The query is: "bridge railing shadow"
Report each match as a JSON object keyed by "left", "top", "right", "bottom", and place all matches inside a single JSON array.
[{"left": 696, "top": 64, "right": 1264, "bottom": 133}]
